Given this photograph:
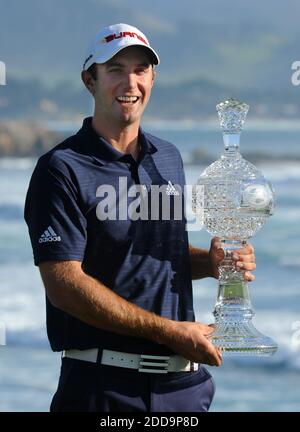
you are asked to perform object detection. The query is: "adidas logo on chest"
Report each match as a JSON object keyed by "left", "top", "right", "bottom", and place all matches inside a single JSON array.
[{"left": 166, "top": 181, "right": 180, "bottom": 196}]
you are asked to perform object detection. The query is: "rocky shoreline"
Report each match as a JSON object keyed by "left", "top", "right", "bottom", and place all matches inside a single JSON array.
[
  {"left": 0, "top": 121, "right": 65, "bottom": 157},
  {"left": 1, "top": 120, "right": 300, "bottom": 164}
]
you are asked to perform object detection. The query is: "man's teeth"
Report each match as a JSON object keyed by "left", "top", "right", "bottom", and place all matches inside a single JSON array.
[{"left": 116, "top": 96, "right": 139, "bottom": 102}]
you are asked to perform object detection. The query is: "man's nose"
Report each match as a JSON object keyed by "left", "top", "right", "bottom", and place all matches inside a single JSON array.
[{"left": 123, "top": 73, "right": 137, "bottom": 90}]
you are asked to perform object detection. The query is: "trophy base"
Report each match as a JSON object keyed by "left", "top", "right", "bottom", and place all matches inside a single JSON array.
[{"left": 211, "top": 320, "right": 278, "bottom": 356}]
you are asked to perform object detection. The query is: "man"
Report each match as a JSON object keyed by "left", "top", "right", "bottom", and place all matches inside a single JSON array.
[{"left": 24, "top": 23, "right": 256, "bottom": 412}]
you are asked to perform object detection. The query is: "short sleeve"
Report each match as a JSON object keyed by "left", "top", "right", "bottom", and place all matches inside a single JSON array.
[{"left": 24, "top": 155, "right": 87, "bottom": 266}]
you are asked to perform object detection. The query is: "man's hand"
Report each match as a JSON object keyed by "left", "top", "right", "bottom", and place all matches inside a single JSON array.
[
  {"left": 161, "top": 321, "right": 222, "bottom": 367},
  {"left": 209, "top": 237, "right": 256, "bottom": 282}
]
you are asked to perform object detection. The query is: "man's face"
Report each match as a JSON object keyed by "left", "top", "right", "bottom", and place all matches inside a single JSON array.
[{"left": 92, "top": 46, "right": 155, "bottom": 127}]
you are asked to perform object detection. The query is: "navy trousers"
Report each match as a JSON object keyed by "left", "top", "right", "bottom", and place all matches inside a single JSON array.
[{"left": 50, "top": 357, "right": 216, "bottom": 412}]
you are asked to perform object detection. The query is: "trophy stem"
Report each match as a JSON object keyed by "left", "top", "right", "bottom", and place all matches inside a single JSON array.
[
  {"left": 214, "top": 239, "right": 252, "bottom": 319},
  {"left": 211, "top": 239, "right": 278, "bottom": 356},
  {"left": 223, "top": 133, "right": 240, "bottom": 153}
]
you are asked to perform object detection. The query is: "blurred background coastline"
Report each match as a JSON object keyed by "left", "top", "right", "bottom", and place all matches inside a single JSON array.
[{"left": 1, "top": 0, "right": 300, "bottom": 159}]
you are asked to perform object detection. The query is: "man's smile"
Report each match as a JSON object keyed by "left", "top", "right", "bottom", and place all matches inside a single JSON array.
[{"left": 116, "top": 95, "right": 140, "bottom": 104}]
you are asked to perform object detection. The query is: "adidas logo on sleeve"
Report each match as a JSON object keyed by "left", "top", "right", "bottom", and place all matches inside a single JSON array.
[{"left": 39, "top": 226, "right": 61, "bottom": 243}]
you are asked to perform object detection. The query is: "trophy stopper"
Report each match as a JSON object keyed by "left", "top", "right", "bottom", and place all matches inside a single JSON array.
[{"left": 216, "top": 98, "right": 249, "bottom": 134}]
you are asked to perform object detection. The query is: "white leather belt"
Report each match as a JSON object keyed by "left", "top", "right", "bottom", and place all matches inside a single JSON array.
[{"left": 62, "top": 348, "right": 199, "bottom": 374}]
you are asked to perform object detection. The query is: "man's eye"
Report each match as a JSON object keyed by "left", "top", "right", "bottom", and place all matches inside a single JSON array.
[{"left": 136, "top": 68, "right": 148, "bottom": 74}]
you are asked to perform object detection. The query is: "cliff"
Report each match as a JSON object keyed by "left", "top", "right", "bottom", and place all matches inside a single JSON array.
[{"left": 0, "top": 121, "right": 65, "bottom": 157}]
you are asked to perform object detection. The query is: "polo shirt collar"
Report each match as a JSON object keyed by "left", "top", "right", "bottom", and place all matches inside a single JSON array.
[{"left": 76, "top": 117, "right": 157, "bottom": 164}]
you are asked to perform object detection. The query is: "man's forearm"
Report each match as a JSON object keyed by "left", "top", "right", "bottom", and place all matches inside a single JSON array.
[
  {"left": 40, "top": 261, "right": 170, "bottom": 345},
  {"left": 189, "top": 244, "right": 214, "bottom": 280}
]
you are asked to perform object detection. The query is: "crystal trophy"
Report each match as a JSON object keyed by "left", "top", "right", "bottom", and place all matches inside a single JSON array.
[{"left": 192, "top": 98, "right": 277, "bottom": 356}]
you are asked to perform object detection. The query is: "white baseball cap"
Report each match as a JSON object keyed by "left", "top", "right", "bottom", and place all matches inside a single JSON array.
[{"left": 83, "top": 23, "right": 160, "bottom": 70}]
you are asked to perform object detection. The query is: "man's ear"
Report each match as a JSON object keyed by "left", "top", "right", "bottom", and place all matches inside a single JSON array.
[
  {"left": 152, "top": 67, "right": 157, "bottom": 86},
  {"left": 81, "top": 70, "right": 94, "bottom": 95}
]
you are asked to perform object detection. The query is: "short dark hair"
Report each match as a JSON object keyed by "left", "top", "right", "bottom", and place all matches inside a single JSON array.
[{"left": 87, "top": 63, "right": 98, "bottom": 80}]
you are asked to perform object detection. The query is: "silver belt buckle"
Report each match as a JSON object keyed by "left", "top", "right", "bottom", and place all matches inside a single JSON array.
[{"left": 138, "top": 354, "right": 170, "bottom": 374}]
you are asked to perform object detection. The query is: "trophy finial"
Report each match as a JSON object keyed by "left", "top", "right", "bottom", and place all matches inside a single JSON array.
[{"left": 216, "top": 98, "right": 249, "bottom": 134}]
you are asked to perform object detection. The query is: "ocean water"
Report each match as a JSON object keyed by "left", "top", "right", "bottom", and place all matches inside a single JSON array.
[{"left": 0, "top": 126, "right": 300, "bottom": 412}]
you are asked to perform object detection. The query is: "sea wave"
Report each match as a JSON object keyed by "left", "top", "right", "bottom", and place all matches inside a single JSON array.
[
  {"left": 2, "top": 310, "right": 300, "bottom": 372},
  {"left": 280, "top": 258, "right": 300, "bottom": 269},
  {"left": 0, "top": 204, "right": 24, "bottom": 220},
  {"left": 0, "top": 157, "right": 36, "bottom": 170},
  {"left": 259, "top": 162, "right": 300, "bottom": 181}
]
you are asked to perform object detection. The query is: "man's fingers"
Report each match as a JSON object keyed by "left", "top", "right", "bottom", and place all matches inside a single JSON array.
[
  {"left": 238, "top": 243, "right": 254, "bottom": 254},
  {"left": 216, "top": 347, "right": 223, "bottom": 356},
  {"left": 236, "top": 261, "right": 256, "bottom": 271},
  {"left": 244, "top": 271, "right": 256, "bottom": 282},
  {"left": 206, "top": 325, "right": 216, "bottom": 337},
  {"left": 203, "top": 323, "right": 216, "bottom": 336},
  {"left": 235, "top": 253, "right": 256, "bottom": 263},
  {"left": 233, "top": 243, "right": 255, "bottom": 258},
  {"left": 211, "top": 238, "right": 224, "bottom": 255},
  {"left": 203, "top": 328, "right": 222, "bottom": 366},
  {"left": 204, "top": 343, "right": 222, "bottom": 366},
  {"left": 193, "top": 322, "right": 223, "bottom": 366},
  {"left": 211, "top": 237, "right": 221, "bottom": 248}
]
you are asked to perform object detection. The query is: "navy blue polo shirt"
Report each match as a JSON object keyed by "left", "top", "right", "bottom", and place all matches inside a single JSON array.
[{"left": 24, "top": 117, "right": 195, "bottom": 354}]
